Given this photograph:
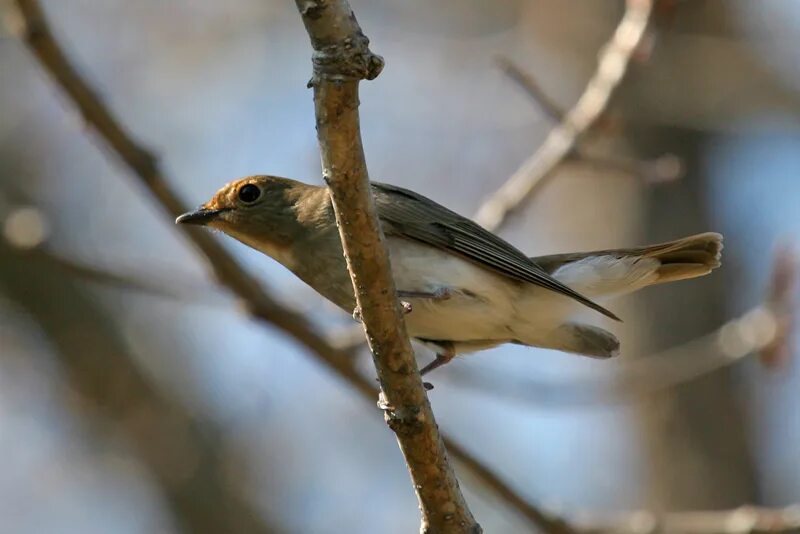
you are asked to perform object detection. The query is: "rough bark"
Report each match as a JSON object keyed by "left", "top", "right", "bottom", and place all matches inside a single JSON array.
[
  {"left": 8, "top": 2, "right": 562, "bottom": 532},
  {"left": 293, "top": 1, "right": 480, "bottom": 532}
]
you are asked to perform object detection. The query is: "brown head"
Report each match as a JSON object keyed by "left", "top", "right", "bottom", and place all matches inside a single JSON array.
[{"left": 176, "top": 175, "right": 333, "bottom": 268}]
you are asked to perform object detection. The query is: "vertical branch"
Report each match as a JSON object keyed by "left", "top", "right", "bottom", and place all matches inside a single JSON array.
[
  {"left": 10, "top": 0, "right": 570, "bottom": 531},
  {"left": 293, "top": 1, "right": 480, "bottom": 532}
]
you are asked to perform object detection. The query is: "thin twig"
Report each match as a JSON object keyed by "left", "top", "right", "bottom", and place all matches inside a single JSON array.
[
  {"left": 497, "top": 55, "right": 684, "bottom": 185},
  {"left": 293, "top": 1, "right": 482, "bottom": 532},
  {"left": 475, "top": 0, "right": 655, "bottom": 232},
  {"left": 496, "top": 55, "right": 563, "bottom": 122},
  {"left": 576, "top": 505, "right": 800, "bottom": 534},
  {"left": 28, "top": 247, "right": 226, "bottom": 305},
  {"left": 10, "top": 3, "right": 800, "bottom": 533},
  {"left": 10, "top": 0, "right": 372, "bottom": 398},
  {"left": 9, "top": 1, "right": 563, "bottom": 532},
  {"left": 759, "top": 246, "right": 797, "bottom": 369}
]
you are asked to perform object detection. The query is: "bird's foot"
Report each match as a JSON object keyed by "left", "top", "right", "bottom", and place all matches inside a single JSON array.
[{"left": 419, "top": 343, "right": 456, "bottom": 377}]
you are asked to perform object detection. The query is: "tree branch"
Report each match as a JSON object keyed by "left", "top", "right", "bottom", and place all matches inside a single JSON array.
[
  {"left": 496, "top": 55, "right": 684, "bottom": 186},
  {"left": 10, "top": 2, "right": 796, "bottom": 533},
  {"left": 0, "top": 207, "right": 282, "bottom": 534},
  {"left": 474, "top": 0, "right": 655, "bottom": 232},
  {"left": 10, "top": 1, "right": 568, "bottom": 533},
  {"left": 576, "top": 505, "right": 800, "bottom": 534},
  {"left": 293, "top": 1, "right": 481, "bottom": 532}
]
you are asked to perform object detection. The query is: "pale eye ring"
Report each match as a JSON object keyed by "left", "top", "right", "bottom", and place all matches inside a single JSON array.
[{"left": 237, "top": 183, "right": 261, "bottom": 204}]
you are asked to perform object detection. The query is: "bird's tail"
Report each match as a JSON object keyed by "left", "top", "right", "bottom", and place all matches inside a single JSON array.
[
  {"left": 634, "top": 232, "right": 723, "bottom": 283},
  {"left": 531, "top": 232, "right": 723, "bottom": 298}
]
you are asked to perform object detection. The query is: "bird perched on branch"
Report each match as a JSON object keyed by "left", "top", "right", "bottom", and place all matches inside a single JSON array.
[{"left": 177, "top": 176, "right": 722, "bottom": 375}]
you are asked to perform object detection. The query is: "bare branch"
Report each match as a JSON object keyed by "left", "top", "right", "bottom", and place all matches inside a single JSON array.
[
  {"left": 475, "top": 0, "right": 655, "bottom": 232},
  {"left": 497, "top": 55, "right": 683, "bottom": 186},
  {"left": 27, "top": 247, "right": 226, "bottom": 305},
  {"left": 293, "top": 1, "right": 482, "bottom": 532},
  {"left": 759, "top": 245, "right": 797, "bottom": 369},
  {"left": 0, "top": 213, "right": 282, "bottom": 534},
  {"left": 10, "top": 1, "right": 566, "bottom": 532},
  {"left": 9, "top": 0, "right": 372, "bottom": 398},
  {"left": 448, "top": 305, "right": 788, "bottom": 408},
  {"left": 576, "top": 505, "right": 800, "bottom": 534},
  {"left": 497, "top": 55, "right": 564, "bottom": 122},
  {"left": 576, "top": 152, "right": 685, "bottom": 185}
]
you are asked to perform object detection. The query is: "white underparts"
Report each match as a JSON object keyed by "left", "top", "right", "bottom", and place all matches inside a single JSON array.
[{"left": 389, "top": 239, "right": 662, "bottom": 354}]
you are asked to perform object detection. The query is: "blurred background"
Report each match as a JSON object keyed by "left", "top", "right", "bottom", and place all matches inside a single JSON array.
[{"left": 1, "top": 0, "right": 799, "bottom": 532}]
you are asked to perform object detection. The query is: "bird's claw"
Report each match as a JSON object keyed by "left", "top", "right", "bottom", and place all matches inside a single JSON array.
[{"left": 377, "top": 391, "right": 394, "bottom": 411}]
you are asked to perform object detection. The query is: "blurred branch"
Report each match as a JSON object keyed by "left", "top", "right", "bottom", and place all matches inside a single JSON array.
[
  {"left": 0, "top": 222, "right": 281, "bottom": 533},
  {"left": 758, "top": 245, "right": 797, "bottom": 369},
  {"left": 576, "top": 505, "right": 800, "bottom": 534},
  {"left": 447, "top": 247, "right": 798, "bottom": 407},
  {"left": 475, "top": 0, "right": 655, "bottom": 232},
  {"left": 497, "top": 56, "right": 684, "bottom": 185},
  {"left": 496, "top": 55, "right": 563, "bottom": 122},
  {"left": 293, "top": 1, "right": 482, "bottom": 532},
  {"left": 9, "top": 1, "right": 570, "bottom": 532},
  {"left": 9, "top": 0, "right": 373, "bottom": 404},
  {"left": 26, "top": 246, "right": 227, "bottom": 305}
]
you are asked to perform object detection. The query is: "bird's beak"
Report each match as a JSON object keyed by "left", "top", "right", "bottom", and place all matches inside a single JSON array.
[{"left": 175, "top": 207, "right": 225, "bottom": 225}]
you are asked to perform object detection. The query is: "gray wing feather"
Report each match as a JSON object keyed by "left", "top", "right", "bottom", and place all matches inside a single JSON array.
[{"left": 371, "top": 182, "right": 620, "bottom": 321}]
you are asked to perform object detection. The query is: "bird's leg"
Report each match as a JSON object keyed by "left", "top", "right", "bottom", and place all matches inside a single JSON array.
[
  {"left": 397, "top": 287, "right": 453, "bottom": 301},
  {"left": 419, "top": 341, "right": 456, "bottom": 376}
]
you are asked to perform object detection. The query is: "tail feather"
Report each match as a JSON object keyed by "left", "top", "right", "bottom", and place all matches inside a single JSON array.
[
  {"left": 530, "top": 232, "right": 723, "bottom": 296},
  {"left": 635, "top": 232, "right": 723, "bottom": 283}
]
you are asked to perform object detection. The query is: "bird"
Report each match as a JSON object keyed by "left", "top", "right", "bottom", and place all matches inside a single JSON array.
[{"left": 176, "top": 175, "right": 723, "bottom": 375}]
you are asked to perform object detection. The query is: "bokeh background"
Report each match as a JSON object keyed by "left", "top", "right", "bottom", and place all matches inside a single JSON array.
[{"left": 1, "top": 0, "right": 799, "bottom": 532}]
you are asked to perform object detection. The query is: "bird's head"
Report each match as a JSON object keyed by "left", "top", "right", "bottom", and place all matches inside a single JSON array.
[{"left": 176, "top": 175, "right": 330, "bottom": 264}]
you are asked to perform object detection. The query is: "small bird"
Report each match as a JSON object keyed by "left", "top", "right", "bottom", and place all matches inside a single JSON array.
[{"left": 177, "top": 176, "right": 723, "bottom": 375}]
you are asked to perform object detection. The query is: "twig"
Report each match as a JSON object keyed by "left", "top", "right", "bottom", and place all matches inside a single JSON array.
[
  {"left": 9, "top": 0, "right": 373, "bottom": 398},
  {"left": 10, "top": 2, "right": 798, "bottom": 533},
  {"left": 9, "top": 1, "right": 564, "bottom": 532},
  {"left": 759, "top": 246, "right": 797, "bottom": 369},
  {"left": 475, "top": 0, "right": 655, "bottom": 232},
  {"left": 496, "top": 55, "right": 563, "bottom": 122},
  {"left": 27, "top": 247, "right": 226, "bottom": 305},
  {"left": 497, "top": 55, "right": 684, "bottom": 186},
  {"left": 576, "top": 505, "right": 800, "bottom": 534},
  {"left": 293, "top": 2, "right": 481, "bottom": 532}
]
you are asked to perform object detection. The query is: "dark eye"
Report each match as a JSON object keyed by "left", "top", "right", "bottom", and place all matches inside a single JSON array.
[{"left": 237, "top": 184, "right": 261, "bottom": 204}]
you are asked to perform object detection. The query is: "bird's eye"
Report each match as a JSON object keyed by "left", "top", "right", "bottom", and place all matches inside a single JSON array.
[{"left": 237, "top": 184, "right": 261, "bottom": 204}]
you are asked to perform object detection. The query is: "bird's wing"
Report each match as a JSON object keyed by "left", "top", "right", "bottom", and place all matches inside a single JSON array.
[{"left": 371, "top": 182, "right": 620, "bottom": 321}]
